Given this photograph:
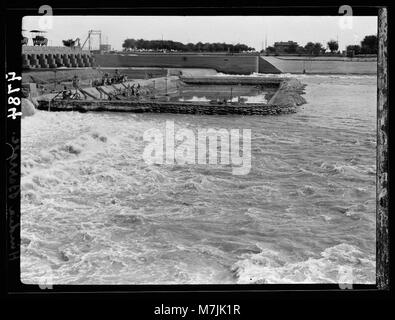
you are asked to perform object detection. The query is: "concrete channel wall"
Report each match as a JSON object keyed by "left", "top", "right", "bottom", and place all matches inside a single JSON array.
[
  {"left": 93, "top": 53, "right": 265, "bottom": 74},
  {"left": 258, "top": 56, "right": 282, "bottom": 74},
  {"left": 22, "top": 47, "right": 282, "bottom": 74},
  {"left": 180, "top": 76, "right": 284, "bottom": 86},
  {"left": 262, "top": 56, "right": 377, "bottom": 74}
]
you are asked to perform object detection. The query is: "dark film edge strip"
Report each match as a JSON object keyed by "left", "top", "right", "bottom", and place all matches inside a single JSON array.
[{"left": 377, "top": 7, "right": 389, "bottom": 290}]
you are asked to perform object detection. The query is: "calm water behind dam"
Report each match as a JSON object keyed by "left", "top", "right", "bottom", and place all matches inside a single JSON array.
[
  {"left": 21, "top": 75, "right": 376, "bottom": 284},
  {"left": 169, "top": 84, "right": 274, "bottom": 103}
]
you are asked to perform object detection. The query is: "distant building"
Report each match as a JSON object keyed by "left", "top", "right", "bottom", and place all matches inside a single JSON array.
[
  {"left": 273, "top": 41, "right": 299, "bottom": 54},
  {"left": 99, "top": 44, "right": 111, "bottom": 52}
]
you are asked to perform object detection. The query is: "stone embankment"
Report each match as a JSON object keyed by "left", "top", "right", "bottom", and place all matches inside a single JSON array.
[
  {"left": 37, "top": 100, "right": 298, "bottom": 115},
  {"left": 268, "top": 78, "right": 307, "bottom": 107}
]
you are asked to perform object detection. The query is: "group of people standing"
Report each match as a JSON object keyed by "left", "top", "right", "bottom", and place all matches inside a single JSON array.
[
  {"left": 58, "top": 70, "right": 149, "bottom": 100},
  {"left": 100, "top": 69, "right": 127, "bottom": 85},
  {"left": 123, "top": 83, "right": 142, "bottom": 98}
]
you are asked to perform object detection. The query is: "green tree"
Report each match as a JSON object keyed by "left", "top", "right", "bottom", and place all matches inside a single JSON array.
[
  {"left": 361, "top": 35, "right": 377, "bottom": 54},
  {"left": 346, "top": 44, "right": 361, "bottom": 57},
  {"left": 122, "top": 38, "right": 137, "bottom": 50},
  {"left": 265, "top": 46, "right": 276, "bottom": 55},
  {"left": 312, "top": 43, "right": 324, "bottom": 55},
  {"left": 296, "top": 46, "right": 305, "bottom": 55},
  {"left": 196, "top": 42, "right": 203, "bottom": 52},
  {"left": 304, "top": 42, "right": 315, "bottom": 55},
  {"left": 121, "top": 38, "right": 255, "bottom": 52},
  {"left": 285, "top": 42, "right": 298, "bottom": 53},
  {"left": 327, "top": 40, "right": 339, "bottom": 53}
]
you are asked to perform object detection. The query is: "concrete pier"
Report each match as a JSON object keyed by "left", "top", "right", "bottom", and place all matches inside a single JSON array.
[{"left": 35, "top": 77, "right": 306, "bottom": 115}]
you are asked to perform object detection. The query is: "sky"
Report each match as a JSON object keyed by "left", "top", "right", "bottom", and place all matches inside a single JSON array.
[{"left": 22, "top": 16, "right": 377, "bottom": 51}]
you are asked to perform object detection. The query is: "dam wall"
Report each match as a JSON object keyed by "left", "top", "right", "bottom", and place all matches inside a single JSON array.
[
  {"left": 262, "top": 56, "right": 377, "bottom": 74},
  {"left": 259, "top": 56, "right": 282, "bottom": 74},
  {"left": 22, "top": 47, "right": 281, "bottom": 74},
  {"left": 22, "top": 46, "right": 95, "bottom": 69},
  {"left": 93, "top": 53, "right": 277, "bottom": 74}
]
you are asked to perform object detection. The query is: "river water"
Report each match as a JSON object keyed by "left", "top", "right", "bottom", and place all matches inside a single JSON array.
[
  {"left": 169, "top": 84, "right": 274, "bottom": 103},
  {"left": 21, "top": 75, "right": 376, "bottom": 284}
]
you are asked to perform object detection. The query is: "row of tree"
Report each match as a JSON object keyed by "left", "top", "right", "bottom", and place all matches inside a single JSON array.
[
  {"left": 121, "top": 35, "right": 377, "bottom": 56},
  {"left": 264, "top": 35, "right": 377, "bottom": 56},
  {"left": 265, "top": 42, "right": 327, "bottom": 55},
  {"left": 122, "top": 39, "right": 255, "bottom": 53},
  {"left": 345, "top": 35, "right": 378, "bottom": 55}
]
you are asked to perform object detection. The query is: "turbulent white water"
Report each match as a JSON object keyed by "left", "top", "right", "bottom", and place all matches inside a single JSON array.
[{"left": 21, "top": 75, "right": 376, "bottom": 284}]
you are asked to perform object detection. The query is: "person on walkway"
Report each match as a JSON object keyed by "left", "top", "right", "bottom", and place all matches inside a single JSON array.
[
  {"left": 62, "top": 86, "right": 72, "bottom": 99},
  {"left": 72, "top": 75, "right": 80, "bottom": 89},
  {"left": 114, "top": 69, "right": 119, "bottom": 82}
]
